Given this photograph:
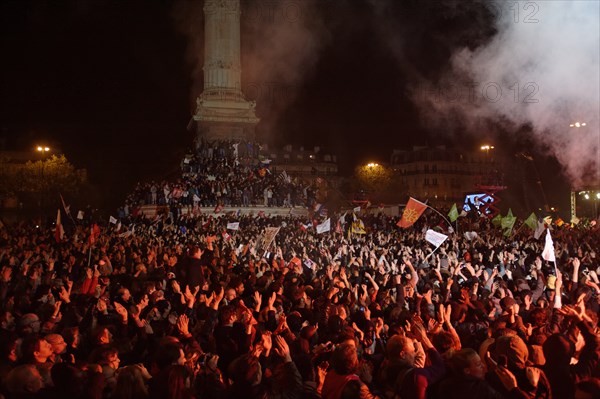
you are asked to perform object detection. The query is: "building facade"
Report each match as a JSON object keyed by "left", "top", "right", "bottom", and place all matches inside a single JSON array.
[{"left": 391, "top": 145, "right": 503, "bottom": 208}]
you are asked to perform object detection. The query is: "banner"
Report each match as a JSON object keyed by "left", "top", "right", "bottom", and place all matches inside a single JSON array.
[
  {"left": 397, "top": 197, "right": 427, "bottom": 228},
  {"left": 227, "top": 222, "right": 240, "bottom": 231},
  {"left": 316, "top": 218, "right": 331, "bottom": 234},
  {"left": 425, "top": 229, "right": 448, "bottom": 248},
  {"left": 260, "top": 227, "right": 280, "bottom": 251}
]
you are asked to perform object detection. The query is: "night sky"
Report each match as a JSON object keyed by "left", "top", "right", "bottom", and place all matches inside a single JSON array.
[{"left": 1, "top": 0, "right": 596, "bottom": 214}]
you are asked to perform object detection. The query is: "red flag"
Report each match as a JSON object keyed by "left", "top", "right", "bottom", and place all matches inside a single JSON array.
[
  {"left": 89, "top": 224, "right": 101, "bottom": 245},
  {"left": 55, "top": 210, "right": 64, "bottom": 243},
  {"left": 222, "top": 231, "right": 231, "bottom": 241},
  {"left": 335, "top": 220, "right": 343, "bottom": 234},
  {"left": 397, "top": 197, "right": 427, "bottom": 228},
  {"left": 214, "top": 204, "right": 223, "bottom": 213},
  {"left": 59, "top": 194, "right": 71, "bottom": 218},
  {"left": 202, "top": 216, "right": 213, "bottom": 230}
]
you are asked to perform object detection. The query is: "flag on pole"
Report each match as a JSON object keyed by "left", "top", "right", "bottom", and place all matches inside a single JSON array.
[
  {"left": 571, "top": 216, "right": 580, "bottom": 225},
  {"left": 227, "top": 222, "right": 240, "bottom": 231},
  {"left": 89, "top": 224, "right": 101, "bottom": 245},
  {"left": 448, "top": 202, "right": 458, "bottom": 223},
  {"left": 501, "top": 209, "right": 517, "bottom": 231},
  {"left": 55, "top": 210, "right": 64, "bottom": 243},
  {"left": 353, "top": 206, "right": 361, "bottom": 213},
  {"left": 492, "top": 213, "right": 502, "bottom": 227},
  {"left": 555, "top": 218, "right": 565, "bottom": 227},
  {"left": 59, "top": 194, "right": 71, "bottom": 218},
  {"left": 541, "top": 229, "right": 556, "bottom": 262},
  {"left": 524, "top": 212, "right": 538, "bottom": 230},
  {"left": 214, "top": 204, "right": 223, "bottom": 213},
  {"left": 448, "top": 203, "right": 459, "bottom": 223},
  {"left": 397, "top": 197, "right": 427, "bottom": 228},
  {"left": 222, "top": 231, "right": 231, "bottom": 241},
  {"left": 300, "top": 223, "right": 312, "bottom": 232},
  {"left": 77, "top": 210, "right": 84, "bottom": 220},
  {"left": 351, "top": 218, "right": 366, "bottom": 234},
  {"left": 316, "top": 218, "right": 331, "bottom": 234},
  {"left": 425, "top": 229, "right": 448, "bottom": 248},
  {"left": 109, "top": 216, "right": 118, "bottom": 224}
]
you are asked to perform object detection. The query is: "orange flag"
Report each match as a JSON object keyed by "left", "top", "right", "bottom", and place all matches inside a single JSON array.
[{"left": 397, "top": 197, "right": 427, "bottom": 228}]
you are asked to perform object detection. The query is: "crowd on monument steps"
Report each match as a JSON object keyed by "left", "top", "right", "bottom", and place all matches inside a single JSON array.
[{"left": 119, "top": 139, "right": 316, "bottom": 220}]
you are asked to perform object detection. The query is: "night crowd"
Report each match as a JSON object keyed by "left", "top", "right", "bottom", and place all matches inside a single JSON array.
[
  {"left": 119, "top": 139, "right": 316, "bottom": 218},
  {"left": 0, "top": 209, "right": 599, "bottom": 399}
]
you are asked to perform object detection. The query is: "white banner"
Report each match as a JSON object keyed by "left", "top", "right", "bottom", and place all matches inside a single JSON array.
[
  {"left": 425, "top": 229, "right": 448, "bottom": 248},
  {"left": 227, "top": 222, "right": 240, "bottom": 231},
  {"left": 316, "top": 218, "right": 331, "bottom": 234}
]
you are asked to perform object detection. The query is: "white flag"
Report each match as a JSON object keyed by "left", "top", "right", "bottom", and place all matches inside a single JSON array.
[
  {"left": 77, "top": 210, "right": 84, "bottom": 220},
  {"left": 425, "top": 229, "right": 448, "bottom": 248},
  {"left": 464, "top": 231, "right": 479, "bottom": 241},
  {"left": 353, "top": 206, "right": 361, "bottom": 213},
  {"left": 541, "top": 229, "right": 556, "bottom": 262},
  {"left": 109, "top": 216, "right": 117, "bottom": 224},
  {"left": 227, "top": 222, "right": 240, "bottom": 231},
  {"left": 316, "top": 218, "right": 331, "bottom": 234}
]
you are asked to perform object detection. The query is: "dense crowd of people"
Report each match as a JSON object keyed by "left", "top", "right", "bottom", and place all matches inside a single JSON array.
[
  {"left": 0, "top": 207, "right": 599, "bottom": 399},
  {"left": 120, "top": 139, "right": 316, "bottom": 218}
]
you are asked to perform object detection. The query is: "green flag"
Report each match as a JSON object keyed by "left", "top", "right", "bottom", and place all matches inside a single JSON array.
[
  {"left": 524, "top": 212, "right": 538, "bottom": 230},
  {"left": 448, "top": 203, "right": 459, "bottom": 222},
  {"left": 492, "top": 213, "right": 503, "bottom": 227},
  {"left": 501, "top": 208, "right": 517, "bottom": 232}
]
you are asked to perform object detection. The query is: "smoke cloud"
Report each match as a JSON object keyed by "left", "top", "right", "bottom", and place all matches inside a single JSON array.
[
  {"left": 407, "top": 1, "right": 599, "bottom": 188},
  {"left": 172, "top": 0, "right": 328, "bottom": 143}
]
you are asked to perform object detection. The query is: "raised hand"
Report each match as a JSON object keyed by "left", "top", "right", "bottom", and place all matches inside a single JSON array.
[
  {"left": 177, "top": 314, "right": 191, "bottom": 336},
  {"left": 274, "top": 335, "right": 292, "bottom": 363}
]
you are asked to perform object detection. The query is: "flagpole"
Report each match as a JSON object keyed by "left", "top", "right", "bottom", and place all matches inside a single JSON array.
[
  {"left": 425, "top": 245, "right": 442, "bottom": 260},
  {"left": 425, "top": 205, "right": 454, "bottom": 232},
  {"left": 511, "top": 221, "right": 526, "bottom": 238}
]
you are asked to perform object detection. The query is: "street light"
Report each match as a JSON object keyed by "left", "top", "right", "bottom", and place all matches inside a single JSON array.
[
  {"left": 569, "top": 122, "right": 587, "bottom": 128},
  {"left": 35, "top": 145, "right": 51, "bottom": 221},
  {"left": 367, "top": 162, "right": 379, "bottom": 168}
]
